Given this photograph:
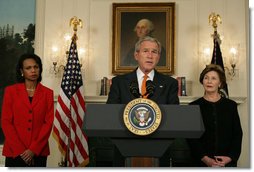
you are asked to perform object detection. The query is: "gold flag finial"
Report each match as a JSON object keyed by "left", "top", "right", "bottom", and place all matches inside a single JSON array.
[
  {"left": 209, "top": 12, "right": 222, "bottom": 32},
  {"left": 69, "top": 16, "right": 83, "bottom": 42},
  {"left": 69, "top": 16, "right": 83, "bottom": 32}
]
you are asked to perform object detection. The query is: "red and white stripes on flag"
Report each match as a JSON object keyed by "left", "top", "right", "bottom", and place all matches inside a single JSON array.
[{"left": 53, "top": 37, "right": 89, "bottom": 167}]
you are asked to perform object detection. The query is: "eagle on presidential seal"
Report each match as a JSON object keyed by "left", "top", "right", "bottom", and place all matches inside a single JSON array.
[{"left": 133, "top": 107, "right": 152, "bottom": 127}]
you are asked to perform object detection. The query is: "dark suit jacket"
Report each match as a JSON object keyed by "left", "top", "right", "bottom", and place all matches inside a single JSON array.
[
  {"left": 107, "top": 69, "right": 179, "bottom": 104},
  {"left": 1, "top": 83, "right": 54, "bottom": 158}
]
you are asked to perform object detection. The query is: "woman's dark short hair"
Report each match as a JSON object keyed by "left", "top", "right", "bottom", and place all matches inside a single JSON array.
[
  {"left": 16, "top": 53, "right": 43, "bottom": 83},
  {"left": 199, "top": 64, "right": 226, "bottom": 88}
]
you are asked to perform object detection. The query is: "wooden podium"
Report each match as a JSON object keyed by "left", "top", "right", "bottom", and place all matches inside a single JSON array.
[{"left": 82, "top": 104, "right": 204, "bottom": 167}]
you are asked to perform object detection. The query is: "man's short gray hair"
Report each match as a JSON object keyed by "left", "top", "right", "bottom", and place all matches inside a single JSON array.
[{"left": 134, "top": 36, "right": 161, "bottom": 54}]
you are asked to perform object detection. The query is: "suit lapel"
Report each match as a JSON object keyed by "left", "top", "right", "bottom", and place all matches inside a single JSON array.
[
  {"left": 125, "top": 70, "right": 139, "bottom": 100},
  {"left": 16, "top": 83, "right": 31, "bottom": 109},
  {"left": 32, "top": 83, "right": 43, "bottom": 107},
  {"left": 16, "top": 83, "right": 43, "bottom": 108},
  {"left": 150, "top": 71, "right": 164, "bottom": 101},
  {"left": 125, "top": 69, "right": 165, "bottom": 101},
  {"left": 126, "top": 70, "right": 138, "bottom": 83}
]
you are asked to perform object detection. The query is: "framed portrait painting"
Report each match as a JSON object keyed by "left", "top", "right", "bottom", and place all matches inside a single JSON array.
[{"left": 112, "top": 2, "right": 175, "bottom": 75}]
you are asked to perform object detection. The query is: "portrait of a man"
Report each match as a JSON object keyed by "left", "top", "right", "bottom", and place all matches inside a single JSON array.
[
  {"left": 121, "top": 18, "right": 166, "bottom": 67},
  {"left": 112, "top": 3, "right": 175, "bottom": 75}
]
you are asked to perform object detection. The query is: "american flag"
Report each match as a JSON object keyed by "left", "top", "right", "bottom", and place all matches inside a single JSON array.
[
  {"left": 211, "top": 31, "right": 229, "bottom": 98},
  {"left": 53, "top": 37, "right": 89, "bottom": 167}
]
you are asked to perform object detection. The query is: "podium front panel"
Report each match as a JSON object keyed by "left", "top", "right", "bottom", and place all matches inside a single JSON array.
[{"left": 83, "top": 104, "right": 204, "bottom": 139}]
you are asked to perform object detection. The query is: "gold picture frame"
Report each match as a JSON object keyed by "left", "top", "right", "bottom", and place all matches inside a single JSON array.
[{"left": 112, "top": 2, "right": 175, "bottom": 75}]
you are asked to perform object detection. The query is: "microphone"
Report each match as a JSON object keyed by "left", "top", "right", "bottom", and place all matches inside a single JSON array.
[
  {"left": 130, "top": 81, "right": 141, "bottom": 98},
  {"left": 144, "top": 80, "right": 156, "bottom": 98}
]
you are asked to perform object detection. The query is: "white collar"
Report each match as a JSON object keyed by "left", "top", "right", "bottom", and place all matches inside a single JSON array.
[{"left": 136, "top": 68, "right": 154, "bottom": 81}]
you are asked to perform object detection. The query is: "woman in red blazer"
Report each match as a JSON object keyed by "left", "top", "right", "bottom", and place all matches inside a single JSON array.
[{"left": 1, "top": 54, "right": 54, "bottom": 167}]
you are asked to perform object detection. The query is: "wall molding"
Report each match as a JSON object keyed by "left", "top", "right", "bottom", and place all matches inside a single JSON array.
[{"left": 54, "top": 95, "right": 247, "bottom": 105}]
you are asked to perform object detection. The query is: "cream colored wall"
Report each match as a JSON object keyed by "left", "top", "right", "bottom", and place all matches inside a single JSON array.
[{"left": 34, "top": 0, "right": 249, "bottom": 167}]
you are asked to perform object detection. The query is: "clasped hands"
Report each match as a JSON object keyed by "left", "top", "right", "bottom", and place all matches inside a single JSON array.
[
  {"left": 202, "top": 155, "right": 232, "bottom": 167},
  {"left": 20, "top": 149, "right": 35, "bottom": 166}
]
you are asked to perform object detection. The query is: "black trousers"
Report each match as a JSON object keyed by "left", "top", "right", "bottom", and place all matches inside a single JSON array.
[{"left": 5, "top": 156, "right": 47, "bottom": 167}]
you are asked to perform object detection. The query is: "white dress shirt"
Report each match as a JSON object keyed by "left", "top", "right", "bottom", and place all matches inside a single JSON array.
[{"left": 136, "top": 68, "right": 154, "bottom": 94}]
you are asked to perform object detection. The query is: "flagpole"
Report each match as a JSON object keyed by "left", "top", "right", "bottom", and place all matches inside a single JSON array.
[
  {"left": 208, "top": 12, "right": 229, "bottom": 98},
  {"left": 54, "top": 16, "right": 88, "bottom": 167},
  {"left": 66, "top": 16, "right": 83, "bottom": 167},
  {"left": 209, "top": 12, "right": 221, "bottom": 45}
]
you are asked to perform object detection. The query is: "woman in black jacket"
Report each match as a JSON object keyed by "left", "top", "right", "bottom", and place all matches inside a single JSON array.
[{"left": 188, "top": 64, "right": 243, "bottom": 167}]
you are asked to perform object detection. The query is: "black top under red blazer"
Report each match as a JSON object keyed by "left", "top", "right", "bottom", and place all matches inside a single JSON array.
[{"left": 107, "top": 69, "right": 179, "bottom": 104}]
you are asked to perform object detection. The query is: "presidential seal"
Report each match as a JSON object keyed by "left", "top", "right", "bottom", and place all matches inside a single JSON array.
[{"left": 123, "top": 98, "right": 162, "bottom": 136}]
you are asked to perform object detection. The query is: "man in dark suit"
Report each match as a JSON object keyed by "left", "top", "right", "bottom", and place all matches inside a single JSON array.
[
  {"left": 107, "top": 36, "right": 179, "bottom": 104},
  {"left": 105, "top": 36, "right": 179, "bottom": 167},
  {"left": 107, "top": 69, "right": 179, "bottom": 104}
]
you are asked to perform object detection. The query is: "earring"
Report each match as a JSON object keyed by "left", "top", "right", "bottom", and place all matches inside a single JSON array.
[{"left": 21, "top": 73, "right": 23, "bottom": 77}]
